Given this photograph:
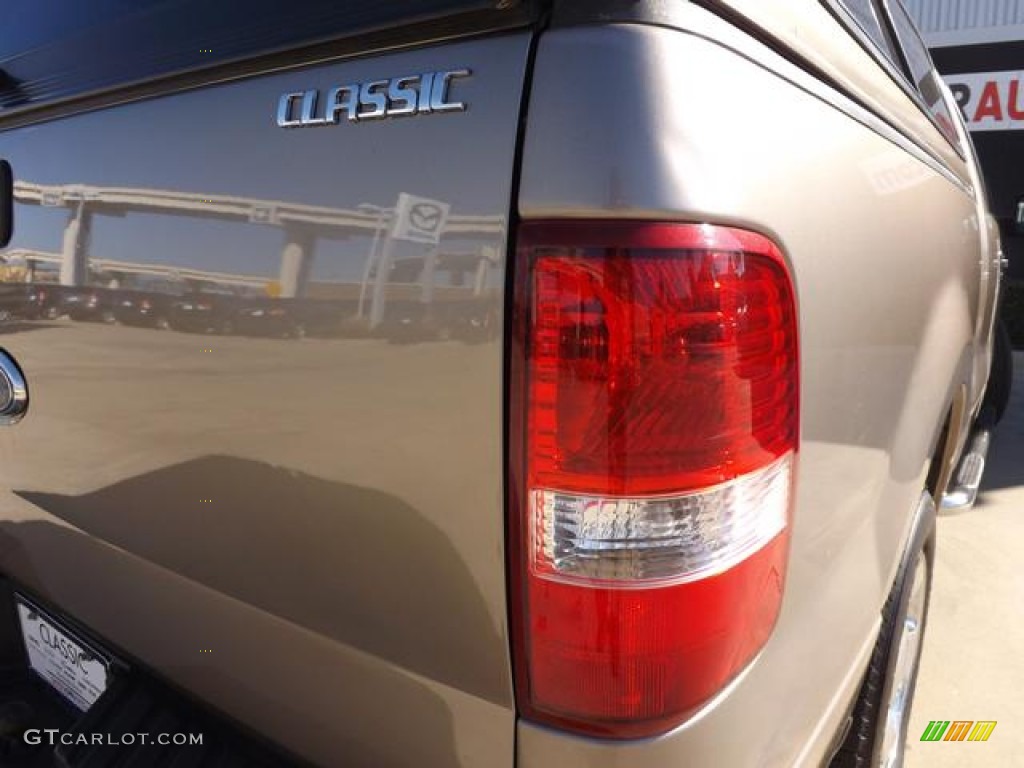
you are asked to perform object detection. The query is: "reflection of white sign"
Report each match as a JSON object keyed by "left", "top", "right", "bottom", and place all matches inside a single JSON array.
[
  {"left": 391, "top": 193, "right": 450, "bottom": 244},
  {"left": 944, "top": 70, "right": 1024, "bottom": 132}
]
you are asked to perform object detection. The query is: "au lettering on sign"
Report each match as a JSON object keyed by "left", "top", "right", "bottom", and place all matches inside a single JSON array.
[{"left": 945, "top": 70, "right": 1024, "bottom": 131}]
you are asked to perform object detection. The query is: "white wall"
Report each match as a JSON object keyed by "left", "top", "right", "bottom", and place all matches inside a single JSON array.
[{"left": 905, "top": 0, "right": 1024, "bottom": 47}]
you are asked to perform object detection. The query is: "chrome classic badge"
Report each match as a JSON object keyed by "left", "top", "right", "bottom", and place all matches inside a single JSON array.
[{"left": 277, "top": 69, "right": 470, "bottom": 128}]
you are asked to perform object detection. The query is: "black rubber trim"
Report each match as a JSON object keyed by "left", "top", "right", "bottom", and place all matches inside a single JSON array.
[
  {"left": 0, "top": 160, "right": 11, "bottom": 248},
  {"left": 981, "top": 319, "right": 1014, "bottom": 425},
  {"left": 501, "top": 0, "right": 550, "bottom": 748},
  {"left": 550, "top": 0, "right": 682, "bottom": 27},
  {"left": 829, "top": 492, "right": 936, "bottom": 766}
]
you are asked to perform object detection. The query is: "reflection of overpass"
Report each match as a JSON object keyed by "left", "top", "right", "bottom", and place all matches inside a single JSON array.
[
  {"left": 13, "top": 182, "right": 505, "bottom": 295},
  {"left": 4, "top": 248, "right": 272, "bottom": 290}
]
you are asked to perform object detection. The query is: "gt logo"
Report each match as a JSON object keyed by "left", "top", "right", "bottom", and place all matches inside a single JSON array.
[
  {"left": 920, "top": 720, "right": 997, "bottom": 742},
  {"left": 277, "top": 69, "right": 470, "bottom": 128}
]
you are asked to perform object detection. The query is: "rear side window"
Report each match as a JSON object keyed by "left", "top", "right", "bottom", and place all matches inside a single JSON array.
[
  {"left": 837, "top": 0, "right": 897, "bottom": 60},
  {"left": 883, "top": 0, "right": 960, "bottom": 146}
]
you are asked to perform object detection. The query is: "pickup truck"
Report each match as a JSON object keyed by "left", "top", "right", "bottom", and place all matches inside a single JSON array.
[{"left": 0, "top": 1, "right": 1005, "bottom": 767}]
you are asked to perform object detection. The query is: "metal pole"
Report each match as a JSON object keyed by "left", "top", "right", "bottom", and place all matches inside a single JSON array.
[{"left": 357, "top": 206, "right": 391, "bottom": 319}]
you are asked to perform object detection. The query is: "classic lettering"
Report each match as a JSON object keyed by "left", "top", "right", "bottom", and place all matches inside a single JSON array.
[
  {"left": 358, "top": 80, "right": 389, "bottom": 120},
  {"left": 327, "top": 85, "right": 359, "bottom": 124},
  {"left": 35, "top": 620, "right": 90, "bottom": 670},
  {"left": 299, "top": 90, "right": 329, "bottom": 126},
  {"left": 417, "top": 73, "right": 434, "bottom": 113},
  {"left": 430, "top": 69, "right": 470, "bottom": 113},
  {"left": 275, "top": 92, "right": 304, "bottom": 128},
  {"left": 387, "top": 76, "right": 419, "bottom": 117},
  {"left": 278, "top": 69, "right": 471, "bottom": 127}
]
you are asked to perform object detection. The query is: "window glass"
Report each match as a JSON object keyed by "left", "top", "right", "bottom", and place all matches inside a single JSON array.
[
  {"left": 837, "top": 0, "right": 897, "bottom": 61},
  {"left": 887, "top": 0, "right": 932, "bottom": 86},
  {"left": 885, "top": 0, "right": 960, "bottom": 147}
]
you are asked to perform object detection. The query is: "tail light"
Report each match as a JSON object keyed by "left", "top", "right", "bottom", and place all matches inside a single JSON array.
[{"left": 509, "top": 221, "right": 799, "bottom": 739}]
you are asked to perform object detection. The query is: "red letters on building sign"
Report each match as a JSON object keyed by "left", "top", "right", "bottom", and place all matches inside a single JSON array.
[{"left": 973, "top": 79, "right": 1024, "bottom": 123}]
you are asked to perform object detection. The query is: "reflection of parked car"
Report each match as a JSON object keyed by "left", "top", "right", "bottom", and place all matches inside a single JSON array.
[
  {"left": 60, "top": 287, "right": 117, "bottom": 322},
  {"left": 167, "top": 292, "right": 241, "bottom": 334},
  {"left": 112, "top": 290, "right": 175, "bottom": 329},
  {"left": 448, "top": 298, "right": 497, "bottom": 342},
  {"left": 229, "top": 297, "right": 349, "bottom": 339},
  {"left": 0, "top": 283, "right": 37, "bottom": 321},
  {"left": 378, "top": 300, "right": 435, "bottom": 343},
  {"left": 230, "top": 297, "right": 304, "bottom": 339},
  {"left": 380, "top": 257, "right": 497, "bottom": 342},
  {"left": 291, "top": 298, "right": 350, "bottom": 338},
  {"left": 24, "top": 285, "right": 65, "bottom": 320},
  {"left": 381, "top": 295, "right": 496, "bottom": 343}
]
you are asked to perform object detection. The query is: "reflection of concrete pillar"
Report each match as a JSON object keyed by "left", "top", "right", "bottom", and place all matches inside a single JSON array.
[
  {"left": 279, "top": 229, "right": 314, "bottom": 298},
  {"left": 356, "top": 212, "right": 390, "bottom": 319},
  {"left": 474, "top": 257, "right": 488, "bottom": 296},
  {"left": 60, "top": 205, "right": 92, "bottom": 286},
  {"left": 368, "top": 235, "right": 396, "bottom": 329},
  {"left": 421, "top": 246, "right": 438, "bottom": 305}
]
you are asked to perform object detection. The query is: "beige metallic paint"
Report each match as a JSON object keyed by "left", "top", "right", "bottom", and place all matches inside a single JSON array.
[
  {"left": 0, "top": 32, "right": 531, "bottom": 767},
  {"left": 517, "top": 16, "right": 993, "bottom": 767},
  {"left": 0, "top": 3, "right": 997, "bottom": 766}
]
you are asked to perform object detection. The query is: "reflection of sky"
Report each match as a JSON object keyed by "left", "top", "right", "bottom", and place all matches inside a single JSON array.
[{"left": 0, "top": 31, "right": 523, "bottom": 283}]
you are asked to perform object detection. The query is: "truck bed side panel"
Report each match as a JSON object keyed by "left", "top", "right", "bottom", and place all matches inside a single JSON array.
[
  {"left": 0, "top": 31, "right": 530, "bottom": 768},
  {"left": 517, "top": 18, "right": 980, "bottom": 768}
]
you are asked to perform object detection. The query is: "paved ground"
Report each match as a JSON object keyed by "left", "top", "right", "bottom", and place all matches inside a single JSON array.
[{"left": 905, "top": 351, "right": 1024, "bottom": 767}]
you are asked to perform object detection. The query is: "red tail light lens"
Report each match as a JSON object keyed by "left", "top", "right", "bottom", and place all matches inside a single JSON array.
[{"left": 510, "top": 221, "right": 798, "bottom": 738}]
